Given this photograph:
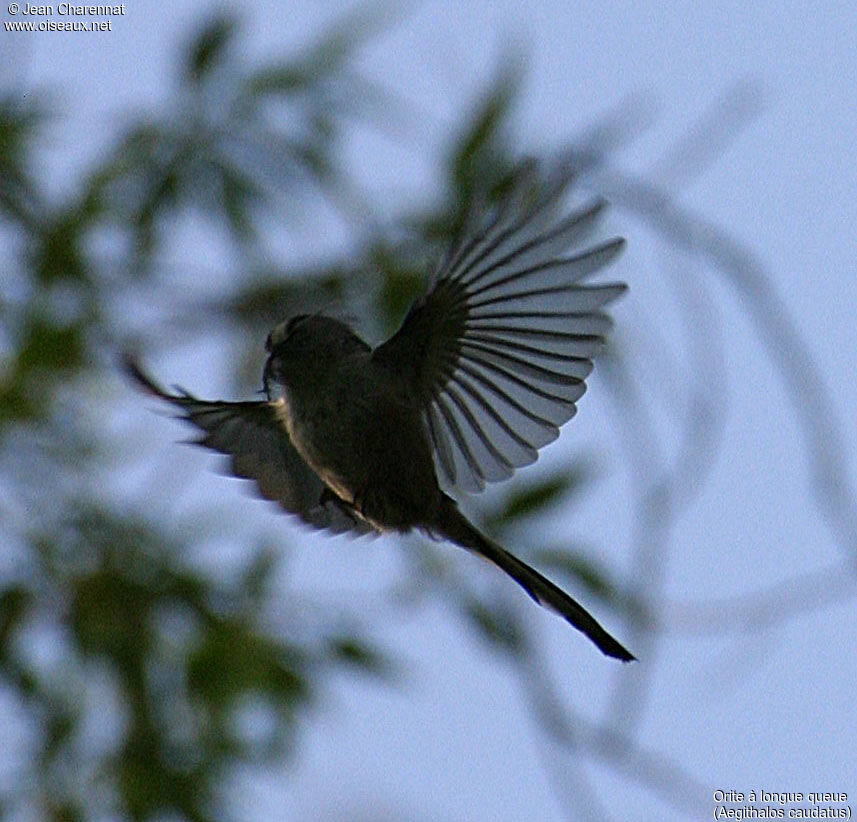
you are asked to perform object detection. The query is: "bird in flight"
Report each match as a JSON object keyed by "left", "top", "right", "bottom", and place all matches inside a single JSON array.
[{"left": 125, "top": 161, "right": 634, "bottom": 661}]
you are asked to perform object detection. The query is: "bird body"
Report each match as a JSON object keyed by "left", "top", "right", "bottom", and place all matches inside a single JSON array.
[
  {"left": 125, "top": 161, "right": 635, "bottom": 661},
  {"left": 266, "top": 317, "right": 442, "bottom": 530}
]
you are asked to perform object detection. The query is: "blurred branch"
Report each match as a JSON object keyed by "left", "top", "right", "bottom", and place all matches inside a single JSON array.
[
  {"left": 518, "top": 638, "right": 708, "bottom": 820},
  {"left": 598, "top": 347, "right": 673, "bottom": 731},
  {"left": 649, "top": 78, "right": 766, "bottom": 185},
  {"left": 594, "top": 161, "right": 857, "bottom": 566},
  {"left": 662, "top": 561, "right": 855, "bottom": 634}
]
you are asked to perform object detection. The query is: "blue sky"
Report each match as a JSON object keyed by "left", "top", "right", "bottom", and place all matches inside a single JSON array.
[{"left": 3, "top": 1, "right": 856, "bottom": 819}]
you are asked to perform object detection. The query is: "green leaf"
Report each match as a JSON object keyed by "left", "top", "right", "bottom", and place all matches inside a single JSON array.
[
  {"left": 17, "top": 315, "right": 86, "bottom": 372},
  {"left": 0, "top": 586, "right": 32, "bottom": 646},
  {"left": 69, "top": 567, "right": 153, "bottom": 663},
  {"left": 0, "top": 94, "right": 46, "bottom": 225},
  {"left": 328, "top": 636, "right": 391, "bottom": 675},
  {"left": 186, "top": 14, "right": 237, "bottom": 84},
  {"left": 302, "top": 1, "right": 398, "bottom": 78},
  {"left": 449, "top": 61, "right": 521, "bottom": 198},
  {"left": 463, "top": 600, "right": 525, "bottom": 655},
  {"left": 186, "top": 622, "right": 308, "bottom": 712},
  {"left": 240, "top": 545, "right": 277, "bottom": 603},
  {"left": 30, "top": 211, "right": 90, "bottom": 284},
  {"left": 0, "top": 316, "right": 87, "bottom": 423},
  {"left": 493, "top": 463, "right": 597, "bottom": 525},
  {"left": 533, "top": 547, "right": 618, "bottom": 602},
  {"left": 245, "top": 65, "right": 313, "bottom": 97}
]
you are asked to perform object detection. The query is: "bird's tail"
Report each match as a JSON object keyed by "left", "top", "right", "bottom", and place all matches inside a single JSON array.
[{"left": 434, "top": 496, "right": 635, "bottom": 662}]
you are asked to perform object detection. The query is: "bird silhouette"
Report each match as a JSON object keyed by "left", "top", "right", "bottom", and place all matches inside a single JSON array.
[{"left": 125, "top": 161, "right": 634, "bottom": 661}]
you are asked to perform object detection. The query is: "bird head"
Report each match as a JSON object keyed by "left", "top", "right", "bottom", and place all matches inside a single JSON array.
[{"left": 263, "top": 314, "right": 368, "bottom": 400}]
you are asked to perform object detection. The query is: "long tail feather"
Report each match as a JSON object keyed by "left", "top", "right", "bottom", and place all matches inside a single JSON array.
[{"left": 434, "top": 496, "right": 635, "bottom": 662}]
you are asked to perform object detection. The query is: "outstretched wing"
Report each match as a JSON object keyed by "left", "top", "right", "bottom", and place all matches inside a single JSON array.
[
  {"left": 373, "top": 166, "right": 627, "bottom": 493},
  {"left": 124, "top": 356, "right": 374, "bottom": 536}
]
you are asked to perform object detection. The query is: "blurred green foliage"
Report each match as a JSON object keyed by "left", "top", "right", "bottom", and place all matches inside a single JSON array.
[{"left": 0, "top": 10, "right": 622, "bottom": 820}]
